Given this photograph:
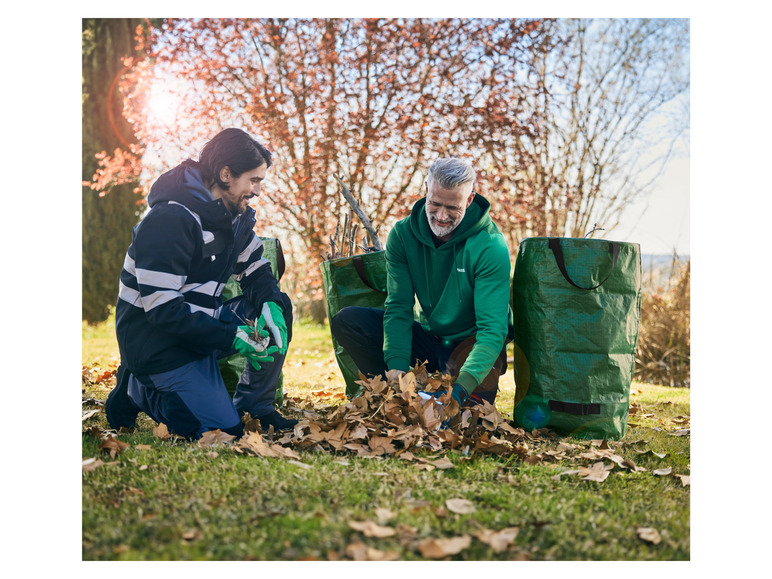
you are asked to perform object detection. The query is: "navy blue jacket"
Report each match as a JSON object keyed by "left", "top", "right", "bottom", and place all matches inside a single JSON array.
[{"left": 115, "top": 160, "right": 289, "bottom": 375}]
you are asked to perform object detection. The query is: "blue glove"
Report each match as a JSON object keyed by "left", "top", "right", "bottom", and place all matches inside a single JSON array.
[{"left": 417, "top": 382, "right": 470, "bottom": 406}]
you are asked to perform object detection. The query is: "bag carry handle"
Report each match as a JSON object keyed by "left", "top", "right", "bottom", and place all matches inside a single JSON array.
[
  {"left": 549, "top": 400, "right": 601, "bottom": 416},
  {"left": 548, "top": 238, "right": 620, "bottom": 290},
  {"left": 353, "top": 255, "right": 387, "bottom": 295},
  {"left": 275, "top": 238, "right": 286, "bottom": 281}
]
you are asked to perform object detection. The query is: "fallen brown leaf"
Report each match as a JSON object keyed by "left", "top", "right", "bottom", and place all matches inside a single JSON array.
[
  {"left": 82, "top": 409, "right": 100, "bottom": 422},
  {"left": 345, "top": 542, "right": 400, "bottom": 561},
  {"left": 431, "top": 457, "right": 455, "bottom": 469},
  {"left": 99, "top": 435, "right": 130, "bottom": 458},
  {"left": 446, "top": 498, "right": 476, "bottom": 515},
  {"left": 416, "top": 535, "right": 472, "bottom": 559},
  {"left": 348, "top": 520, "right": 397, "bottom": 538},
  {"left": 474, "top": 527, "right": 520, "bottom": 552},
  {"left": 578, "top": 462, "right": 613, "bottom": 482},
  {"left": 153, "top": 423, "right": 170, "bottom": 440},
  {"left": 82, "top": 457, "right": 119, "bottom": 472},
  {"left": 636, "top": 527, "right": 661, "bottom": 544},
  {"left": 673, "top": 474, "right": 690, "bottom": 486},
  {"left": 374, "top": 508, "right": 395, "bottom": 525},
  {"left": 199, "top": 429, "right": 236, "bottom": 447}
]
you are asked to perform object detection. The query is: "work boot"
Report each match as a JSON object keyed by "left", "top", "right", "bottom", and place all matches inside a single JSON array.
[
  {"left": 257, "top": 409, "right": 298, "bottom": 431},
  {"left": 105, "top": 365, "right": 140, "bottom": 430}
]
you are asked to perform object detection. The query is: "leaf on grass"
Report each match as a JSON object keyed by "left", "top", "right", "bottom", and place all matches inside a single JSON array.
[
  {"left": 431, "top": 457, "right": 454, "bottom": 470},
  {"left": 82, "top": 409, "right": 100, "bottom": 422},
  {"left": 348, "top": 520, "right": 396, "bottom": 538},
  {"left": 99, "top": 435, "right": 130, "bottom": 458},
  {"left": 239, "top": 432, "right": 301, "bottom": 460},
  {"left": 241, "top": 412, "right": 262, "bottom": 433},
  {"left": 199, "top": 429, "right": 236, "bottom": 447},
  {"left": 182, "top": 528, "right": 203, "bottom": 542},
  {"left": 636, "top": 527, "right": 661, "bottom": 544},
  {"left": 82, "top": 457, "right": 118, "bottom": 472},
  {"left": 416, "top": 535, "right": 472, "bottom": 559},
  {"left": 474, "top": 527, "right": 520, "bottom": 552},
  {"left": 446, "top": 498, "right": 476, "bottom": 514},
  {"left": 345, "top": 542, "right": 400, "bottom": 561},
  {"left": 153, "top": 423, "right": 171, "bottom": 440},
  {"left": 668, "top": 429, "right": 690, "bottom": 437},
  {"left": 653, "top": 466, "right": 673, "bottom": 476},
  {"left": 634, "top": 449, "right": 667, "bottom": 459},
  {"left": 578, "top": 462, "right": 613, "bottom": 482},
  {"left": 374, "top": 508, "right": 395, "bottom": 525},
  {"left": 673, "top": 474, "right": 690, "bottom": 486}
]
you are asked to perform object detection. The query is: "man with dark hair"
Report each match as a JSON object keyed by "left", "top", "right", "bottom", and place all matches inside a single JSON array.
[
  {"left": 331, "top": 157, "right": 513, "bottom": 407},
  {"left": 105, "top": 128, "right": 296, "bottom": 439}
]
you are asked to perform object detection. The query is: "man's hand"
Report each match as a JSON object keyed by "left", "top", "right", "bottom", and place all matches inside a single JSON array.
[
  {"left": 258, "top": 302, "right": 288, "bottom": 355},
  {"left": 233, "top": 325, "right": 279, "bottom": 371}
]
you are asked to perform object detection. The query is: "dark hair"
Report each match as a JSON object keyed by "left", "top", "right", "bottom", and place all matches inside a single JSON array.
[{"left": 199, "top": 128, "right": 273, "bottom": 190}]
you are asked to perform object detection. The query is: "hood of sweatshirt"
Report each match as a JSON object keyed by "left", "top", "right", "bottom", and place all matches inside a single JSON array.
[{"left": 146, "top": 160, "right": 247, "bottom": 232}]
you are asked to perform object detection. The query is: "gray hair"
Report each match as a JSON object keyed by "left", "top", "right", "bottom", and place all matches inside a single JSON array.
[{"left": 426, "top": 157, "right": 476, "bottom": 190}]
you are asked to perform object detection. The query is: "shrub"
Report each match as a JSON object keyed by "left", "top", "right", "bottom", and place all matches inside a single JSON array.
[{"left": 634, "top": 259, "right": 690, "bottom": 387}]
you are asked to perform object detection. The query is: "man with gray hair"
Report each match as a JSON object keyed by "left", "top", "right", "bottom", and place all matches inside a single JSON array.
[{"left": 331, "top": 157, "right": 513, "bottom": 407}]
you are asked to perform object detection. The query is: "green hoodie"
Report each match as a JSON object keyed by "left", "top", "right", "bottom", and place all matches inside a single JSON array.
[{"left": 383, "top": 194, "right": 513, "bottom": 394}]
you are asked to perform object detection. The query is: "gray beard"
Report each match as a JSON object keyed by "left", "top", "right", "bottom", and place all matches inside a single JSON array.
[{"left": 425, "top": 206, "right": 459, "bottom": 239}]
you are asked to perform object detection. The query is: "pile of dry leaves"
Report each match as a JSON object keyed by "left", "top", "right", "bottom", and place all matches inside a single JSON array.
[
  {"left": 85, "top": 364, "right": 689, "bottom": 487},
  {"left": 237, "top": 364, "right": 550, "bottom": 463}
]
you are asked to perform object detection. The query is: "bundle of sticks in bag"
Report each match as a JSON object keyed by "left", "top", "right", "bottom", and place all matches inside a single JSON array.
[{"left": 324, "top": 174, "right": 383, "bottom": 260}]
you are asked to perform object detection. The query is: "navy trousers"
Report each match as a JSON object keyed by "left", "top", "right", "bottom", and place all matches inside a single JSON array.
[
  {"left": 330, "top": 306, "right": 500, "bottom": 403},
  {"left": 126, "top": 295, "right": 287, "bottom": 439}
]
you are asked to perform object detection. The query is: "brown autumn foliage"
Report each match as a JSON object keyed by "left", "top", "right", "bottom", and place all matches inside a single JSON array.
[
  {"left": 84, "top": 18, "right": 689, "bottom": 321},
  {"left": 634, "top": 259, "right": 690, "bottom": 387}
]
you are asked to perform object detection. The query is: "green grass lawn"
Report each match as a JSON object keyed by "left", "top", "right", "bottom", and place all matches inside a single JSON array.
[{"left": 82, "top": 313, "right": 689, "bottom": 561}]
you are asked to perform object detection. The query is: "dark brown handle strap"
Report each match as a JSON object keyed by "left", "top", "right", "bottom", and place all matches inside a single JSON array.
[
  {"left": 353, "top": 255, "right": 387, "bottom": 295},
  {"left": 549, "top": 400, "right": 601, "bottom": 416},
  {"left": 275, "top": 238, "right": 286, "bottom": 281},
  {"left": 548, "top": 238, "right": 620, "bottom": 290}
]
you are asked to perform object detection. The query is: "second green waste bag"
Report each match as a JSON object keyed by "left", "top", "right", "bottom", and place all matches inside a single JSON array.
[
  {"left": 511, "top": 237, "right": 642, "bottom": 440},
  {"left": 320, "top": 252, "right": 388, "bottom": 398}
]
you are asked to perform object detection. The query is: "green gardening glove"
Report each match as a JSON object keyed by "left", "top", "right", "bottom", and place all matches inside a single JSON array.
[
  {"left": 257, "top": 301, "right": 288, "bottom": 355},
  {"left": 233, "top": 324, "right": 279, "bottom": 371}
]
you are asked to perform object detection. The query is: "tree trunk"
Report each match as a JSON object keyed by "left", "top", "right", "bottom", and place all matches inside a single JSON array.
[{"left": 81, "top": 18, "right": 144, "bottom": 323}]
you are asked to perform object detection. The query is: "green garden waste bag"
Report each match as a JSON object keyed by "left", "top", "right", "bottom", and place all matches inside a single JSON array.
[
  {"left": 218, "top": 237, "right": 286, "bottom": 407},
  {"left": 511, "top": 237, "right": 642, "bottom": 440},
  {"left": 320, "top": 252, "right": 388, "bottom": 398}
]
